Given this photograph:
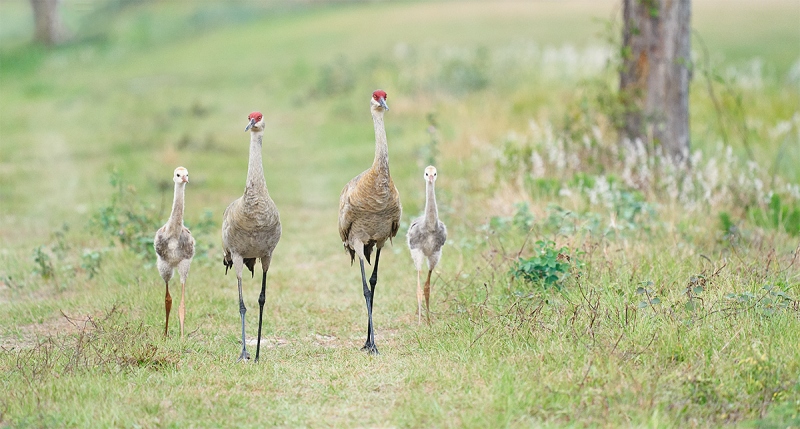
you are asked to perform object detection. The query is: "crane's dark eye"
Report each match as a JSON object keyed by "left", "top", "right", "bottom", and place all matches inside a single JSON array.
[{"left": 176, "top": 174, "right": 179, "bottom": 177}]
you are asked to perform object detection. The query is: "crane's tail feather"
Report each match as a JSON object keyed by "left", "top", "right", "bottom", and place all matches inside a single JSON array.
[
  {"left": 344, "top": 241, "right": 375, "bottom": 265},
  {"left": 223, "top": 256, "right": 232, "bottom": 275},
  {"left": 364, "top": 244, "right": 372, "bottom": 265},
  {"left": 244, "top": 258, "right": 256, "bottom": 277},
  {"left": 222, "top": 255, "right": 256, "bottom": 277}
]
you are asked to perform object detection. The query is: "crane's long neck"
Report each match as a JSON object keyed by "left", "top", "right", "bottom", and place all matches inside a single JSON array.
[
  {"left": 424, "top": 180, "right": 438, "bottom": 229},
  {"left": 246, "top": 131, "right": 267, "bottom": 194},
  {"left": 371, "top": 110, "right": 390, "bottom": 175},
  {"left": 166, "top": 182, "right": 186, "bottom": 236}
]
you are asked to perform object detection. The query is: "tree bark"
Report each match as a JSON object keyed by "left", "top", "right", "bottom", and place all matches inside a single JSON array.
[
  {"left": 30, "top": 0, "right": 68, "bottom": 46},
  {"left": 620, "top": 0, "right": 691, "bottom": 162}
]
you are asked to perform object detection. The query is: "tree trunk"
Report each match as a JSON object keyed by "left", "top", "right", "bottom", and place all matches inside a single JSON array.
[
  {"left": 620, "top": 0, "right": 691, "bottom": 162},
  {"left": 30, "top": 0, "right": 68, "bottom": 46}
]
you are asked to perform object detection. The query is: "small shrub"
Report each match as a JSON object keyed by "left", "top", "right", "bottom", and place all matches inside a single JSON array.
[
  {"left": 32, "top": 246, "right": 55, "bottom": 280},
  {"left": 635, "top": 281, "right": 661, "bottom": 309},
  {"left": 718, "top": 211, "right": 739, "bottom": 243},
  {"left": 80, "top": 249, "right": 103, "bottom": 279},
  {"left": 91, "top": 170, "right": 160, "bottom": 258},
  {"left": 12, "top": 306, "right": 179, "bottom": 382},
  {"left": 684, "top": 275, "right": 706, "bottom": 313},
  {"left": 510, "top": 240, "right": 573, "bottom": 289},
  {"left": 50, "top": 223, "right": 71, "bottom": 257},
  {"left": 725, "top": 284, "right": 795, "bottom": 316}
]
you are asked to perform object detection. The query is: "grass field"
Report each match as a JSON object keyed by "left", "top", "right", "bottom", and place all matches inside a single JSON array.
[{"left": 1, "top": 0, "right": 799, "bottom": 427}]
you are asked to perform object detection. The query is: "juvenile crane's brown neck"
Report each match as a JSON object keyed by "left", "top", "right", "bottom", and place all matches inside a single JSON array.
[
  {"left": 424, "top": 180, "right": 438, "bottom": 229},
  {"left": 371, "top": 110, "right": 390, "bottom": 174},
  {"left": 166, "top": 181, "right": 186, "bottom": 236},
  {"left": 246, "top": 131, "right": 267, "bottom": 195}
]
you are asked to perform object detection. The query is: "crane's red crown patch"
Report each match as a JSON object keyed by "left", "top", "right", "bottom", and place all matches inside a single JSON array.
[{"left": 372, "top": 90, "right": 388, "bottom": 100}]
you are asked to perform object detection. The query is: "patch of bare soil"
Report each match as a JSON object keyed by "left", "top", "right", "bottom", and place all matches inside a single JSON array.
[{"left": 1, "top": 310, "right": 98, "bottom": 350}]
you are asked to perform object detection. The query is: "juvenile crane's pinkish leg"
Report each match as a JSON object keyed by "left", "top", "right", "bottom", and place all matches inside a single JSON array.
[
  {"left": 164, "top": 281, "right": 172, "bottom": 337},
  {"left": 424, "top": 270, "right": 433, "bottom": 326},
  {"left": 178, "top": 259, "right": 190, "bottom": 338},
  {"left": 179, "top": 282, "right": 186, "bottom": 338},
  {"left": 416, "top": 269, "right": 423, "bottom": 325}
]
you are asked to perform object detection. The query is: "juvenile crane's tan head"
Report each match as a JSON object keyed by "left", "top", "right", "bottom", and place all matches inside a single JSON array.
[
  {"left": 424, "top": 166, "right": 437, "bottom": 184},
  {"left": 370, "top": 90, "right": 389, "bottom": 113},
  {"left": 245, "top": 111, "right": 265, "bottom": 133},
  {"left": 173, "top": 167, "right": 189, "bottom": 184}
]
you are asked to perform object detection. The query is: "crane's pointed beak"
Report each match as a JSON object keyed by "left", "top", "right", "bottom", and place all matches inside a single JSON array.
[
  {"left": 245, "top": 118, "right": 256, "bottom": 131},
  {"left": 183, "top": 176, "right": 189, "bottom": 183},
  {"left": 379, "top": 97, "right": 389, "bottom": 111}
]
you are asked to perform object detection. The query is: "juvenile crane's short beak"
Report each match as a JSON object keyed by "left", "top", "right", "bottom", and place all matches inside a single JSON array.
[
  {"left": 183, "top": 176, "right": 189, "bottom": 183},
  {"left": 379, "top": 97, "right": 389, "bottom": 111},
  {"left": 245, "top": 118, "right": 256, "bottom": 131}
]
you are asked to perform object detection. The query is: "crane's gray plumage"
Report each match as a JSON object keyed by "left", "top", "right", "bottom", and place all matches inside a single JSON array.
[
  {"left": 406, "top": 165, "right": 447, "bottom": 325},
  {"left": 154, "top": 166, "right": 195, "bottom": 337},
  {"left": 221, "top": 111, "right": 281, "bottom": 363},
  {"left": 338, "top": 90, "right": 401, "bottom": 355}
]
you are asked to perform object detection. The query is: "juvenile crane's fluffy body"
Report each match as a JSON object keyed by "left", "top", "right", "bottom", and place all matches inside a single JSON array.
[
  {"left": 154, "top": 166, "right": 195, "bottom": 337},
  {"left": 406, "top": 166, "right": 447, "bottom": 325},
  {"left": 222, "top": 111, "right": 282, "bottom": 362},
  {"left": 338, "top": 90, "right": 402, "bottom": 354}
]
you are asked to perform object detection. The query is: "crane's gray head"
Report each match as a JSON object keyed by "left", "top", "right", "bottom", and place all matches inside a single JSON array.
[
  {"left": 173, "top": 166, "right": 189, "bottom": 184},
  {"left": 424, "top": 165, "right": 437, "bottom": 184},
  {"left": 370, "top": 90, "right": 389, "bottom": 113},
  {"left": 245, "top": 111, "right": 265, "bottom": 132}
]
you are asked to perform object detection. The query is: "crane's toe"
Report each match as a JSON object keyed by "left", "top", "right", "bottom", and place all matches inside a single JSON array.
[
  {"left": 237, "top": 349, "right": 251, "bottom": 362},
  {"left": 361, "top": 343, "right": 380, "bottom": 355}
]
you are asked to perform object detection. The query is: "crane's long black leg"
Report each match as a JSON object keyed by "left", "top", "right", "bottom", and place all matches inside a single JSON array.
[
  {"left": 359, "top": 258, "right": 378, "bottom": 355},
  {"left": 369, "top": 248, "right": 382, "bottom": 290},
  {"left": 255, "top": 269, "right": 267, "bottom": 363},
  {"left": 237, "top": 275, "right": 250, "bottom": 362},
  {"left": 364, "top": 248, "right": 381, "bottom": 355}
]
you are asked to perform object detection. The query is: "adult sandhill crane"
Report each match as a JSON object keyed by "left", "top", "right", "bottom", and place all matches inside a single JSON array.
[
  {"left": 154, "top": 166, "right": 195, "bottom": 338},
  {"left": 406, "top": 166, "right": 447, "bottom": 325},
  {"left": 338, "top": 89, "right": 402, "bottom": 355},
  {"left": 222, "top": 111, "right": 282, "bottom": 362}
]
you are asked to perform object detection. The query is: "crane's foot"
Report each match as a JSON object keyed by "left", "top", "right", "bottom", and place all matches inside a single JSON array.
[
  {"left": 237, "top": 348, "right": 251, "bottom": 362},
  {"left": 361, "top": 343, "right": 380, "bottom": 355}
]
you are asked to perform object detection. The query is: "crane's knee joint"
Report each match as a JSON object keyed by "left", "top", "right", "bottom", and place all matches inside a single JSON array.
[{"left": 258, "top": 292, "right": 266, "bottom": 307}]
